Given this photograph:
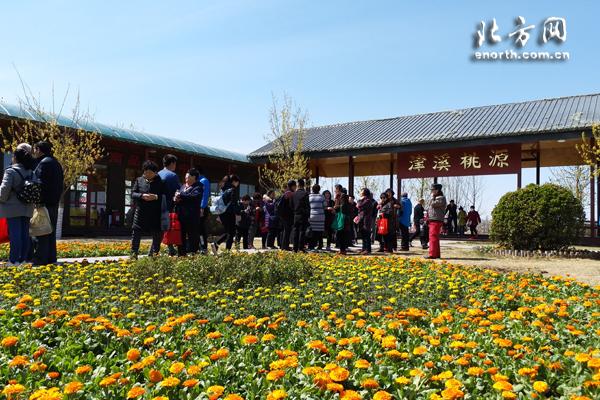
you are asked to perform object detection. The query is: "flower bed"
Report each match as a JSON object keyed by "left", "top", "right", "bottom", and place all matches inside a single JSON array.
[
  {"left": 0, "top": 254, "right": 598, "bottom": 399},
  {"left": 0, "top": 241, "right": 149, "bottom": 260}
]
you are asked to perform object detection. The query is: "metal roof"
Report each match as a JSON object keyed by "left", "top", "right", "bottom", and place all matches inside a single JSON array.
[
  {"left": 249, "top": 93, "right": 600, "bottom": 159},
  {"left": 0, "top": 102, "right": 250, "bottom": 164}
]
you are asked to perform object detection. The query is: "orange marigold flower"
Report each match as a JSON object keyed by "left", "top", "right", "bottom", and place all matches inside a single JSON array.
[
  {"left": 224, "top": 395, "right": 244, "bottom": 400},
  {"left": 64, "top": 381, "right": 84, "bottom": 395},
  {"left": 182, "top": 379, "right": 199, "bottom": 388},
  {"left": 266, "top": 389, "right": 287, "bottom": 400},
  {"left": 361, "top": 379, "right": 379, "bottom": 389},
  {"left": 329, "top": 366, "right": 350, "bottom": 382},
  {"left": 266, "top": 370, "right": 285, "bottom": 381},
  {"left": 99, "top": 377, "right": 117, "bottom": 387},
  {"left": 9, "top": 355, "right": 29, "bottom": 368},
  {"left": 241, "top": 335, "right": 259, "bottom": 345},
  {"left": 75, "top": 365, "right": 92, "bottom": 375},
  {"left": 127, "top": 349, "right": 141, "bottom": 362},
  {"left": 207, "top": 385, "right": 225, "bottom": 400},
  {"left": 149, "top": 369, "right": 163, "bottom": 383},
  {"left": 2, "top": 383, "right": 26, "bottom": 396},
  {"left": 1, "top": 336, "right": 18, "bottom": 347},
  {"left": 127, "top": 386, "right": 146, "bottom": 399},
  {"left": 340, "top": 390, "right": 362, "bottom": 400},
  {"left": 441, "top": 387, "right": 465, "bottom": 399},
  {"left": 355, "top": 359, "right": 371, "bottom": 369},
  {"left": 373, "top": 391, "right": 392, "bottom": 400}
]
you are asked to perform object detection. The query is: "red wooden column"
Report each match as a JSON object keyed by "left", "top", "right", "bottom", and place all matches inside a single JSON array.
[{"left": 348, "top": 156, "right": 354, "bottom": 197}]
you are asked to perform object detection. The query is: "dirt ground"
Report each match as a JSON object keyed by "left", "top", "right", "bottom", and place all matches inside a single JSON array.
[{"left": 404, "top": 240, "right": 600, "bottom": 287}]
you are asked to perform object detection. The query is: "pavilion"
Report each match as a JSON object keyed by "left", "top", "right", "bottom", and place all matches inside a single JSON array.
[{"left": 250, "top": 93, "right": 600, "bottom": 237}]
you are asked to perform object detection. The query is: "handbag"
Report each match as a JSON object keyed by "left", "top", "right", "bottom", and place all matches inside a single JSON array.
[
  {"left": 162, "top": 212, "right": 182, "bottom": 246},
  {"left": 331, "top": 212, "right": 345, "bottom": 232},
  {"left": 376, "top": 217, "right": 389, "bottom": 236},
  {"left": 30, "top": 206, "right": 53, "bottom": 237},
  {"left": 0, "top": 218, "right": 8, "bottom": 244}
]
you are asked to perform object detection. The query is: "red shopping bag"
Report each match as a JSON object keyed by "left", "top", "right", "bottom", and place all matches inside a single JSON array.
[
  {"left": 376, "top": 217, "right": 389, "bottom": 236},
  {"left": 162, "top": 213, "right": 182, "bottom": 246},
  {"left": 0, "top": 218, "right": 8, "bottom": 244}
]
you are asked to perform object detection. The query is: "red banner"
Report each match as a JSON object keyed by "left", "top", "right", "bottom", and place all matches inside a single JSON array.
[{"left": 397, "top": 144, "right": 521, "bottom": 179}]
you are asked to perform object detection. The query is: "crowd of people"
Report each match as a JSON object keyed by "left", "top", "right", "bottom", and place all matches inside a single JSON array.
[
  {"left": 207, "top": 176, "right": 483, "bottom": 260},
  {"left": 0, "top": 147, "right": 483, "bottom": 263},
  {"left": 0, "top": 141, "right": 64, "bottom": 266}
]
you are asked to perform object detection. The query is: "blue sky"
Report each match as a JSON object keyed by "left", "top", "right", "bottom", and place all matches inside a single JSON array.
[{"left": 0, "top": 1, "right": 598, "bottom": 217}]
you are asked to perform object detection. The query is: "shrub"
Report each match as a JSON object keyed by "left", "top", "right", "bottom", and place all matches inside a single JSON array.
[
  {"left": 490, "top": 183, "right": 585, "bottom": 251},
  {"left": 130, "top": 251, "right": 316, "bottom": 296}
]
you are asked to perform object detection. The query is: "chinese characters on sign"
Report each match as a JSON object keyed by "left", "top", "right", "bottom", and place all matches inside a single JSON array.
[
  {"left": 399, "top": 144, "right": 520, "bottom": 179},
  {"left": 476, "top": 16, "right": 566, "bottom": 47},
  {"left": 473, "top": 17, "right": 569, "bottom": 62}
]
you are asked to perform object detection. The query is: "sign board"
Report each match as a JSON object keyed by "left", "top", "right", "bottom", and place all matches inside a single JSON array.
[{"left": 397, "top": 143, "right": 521, "bottom": 179}]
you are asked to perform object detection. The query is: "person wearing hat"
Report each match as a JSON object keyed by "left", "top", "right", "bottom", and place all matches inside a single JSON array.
[
  {"left": 385, "top": 188, "right": 401, "bottom": 251},
  {"left": 426, "top": 183, "right": 447, "bottom": 259}
]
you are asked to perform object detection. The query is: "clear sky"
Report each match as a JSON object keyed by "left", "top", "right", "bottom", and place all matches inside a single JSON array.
[{"left": 0, "top": 1, "right": 598, "bottom": 217}]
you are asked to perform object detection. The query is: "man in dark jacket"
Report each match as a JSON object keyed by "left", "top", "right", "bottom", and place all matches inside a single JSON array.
[
  {"left": 130, "top": 160, "right": 166, "bottom": 258},
  {"left": 158, "top": 154, "right": 180, "bottom": 256},
  {"left": 410, "top": 198, "right": 429, "bottom": 249},
  {"left": 291, "top": 178, "right": 310, "bottom": 252},
  {"left": 174, "top": 168, "right": 203, "bottom": 255},
  {"left": 446, "top": 200, "right": 458, "bottom": 234},
  {"left": 277, "top": 180, "right": 296, "bottom": 251},
  {"left": 31, "top": 141, "right": 64, "bottom": 265}
]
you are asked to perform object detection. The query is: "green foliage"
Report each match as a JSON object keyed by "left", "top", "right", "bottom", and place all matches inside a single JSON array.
[
  {"left": 130, "top": 251, "right": 316, "bottom": 296},
  {"left": 490, "top": 183, "right": 585, "bottom": 251}
]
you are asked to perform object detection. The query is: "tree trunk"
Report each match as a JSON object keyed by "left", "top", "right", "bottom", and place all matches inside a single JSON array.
[{"left": 56, "top": 202, "right": 64, "bottom": 240}]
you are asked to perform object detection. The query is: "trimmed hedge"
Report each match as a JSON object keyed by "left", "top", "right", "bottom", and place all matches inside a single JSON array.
[{"left": 490, "top": 183, "right": 584, "bottom": 251}]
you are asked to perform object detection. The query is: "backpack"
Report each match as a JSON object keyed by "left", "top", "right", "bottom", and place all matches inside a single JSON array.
[
  {"left": 275, "top": 193, "right": 291, "bottom": 218},
  {"left": 210, "top": 193, "right": 229, "bottom": 215},
  {"left": 11, "top": 168, "right": 42, "bottom": 205}
]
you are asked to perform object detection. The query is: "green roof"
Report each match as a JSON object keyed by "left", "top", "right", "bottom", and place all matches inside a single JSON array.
[{"left": 0, "top": 102, "right": 250, "bottom": 164}]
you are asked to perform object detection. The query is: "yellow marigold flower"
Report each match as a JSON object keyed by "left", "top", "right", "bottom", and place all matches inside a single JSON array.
[
  {"left": 1, "top": 336, "right": 18, "bottom": 347},
  {"left": 99, "top": 377, "right": 117, "bottom": 387},
  {"left": 241, "top": 335, "right": 259, "bottom": 345},
  {"left": 267, "top": 370, "right": 285, "bottom": 381},
  {"left": 467, "top": 367, "right": 484, "bottom": 376},
  {"left": 575, "top": 353, "right": 591, "bottom": 363},
  {"left": 210, "top": 348, "right": 229, "bottom": 361},
  {"left": 266, "top": 389, "right": 287, "bottom": 400},
  {"left": 492, "top": 381, "right": 513, "bottom": 391},
  {"left": 340, "top": 390, "right": 362, "bottom": 400},
  {"left": 9, "top": 355, "right": 29, "bottom": 368},
  {"left": 29, "top": 387, "right": 63, "bottom": 400},
  {"left": 588, "top": 358, "right": 600, "bottom": 369},
  {"left": 262, "top": 334, "right": 276, "bottom": 342},
  {"left": 441, "top": 387, "right": 464, "bottom": 399},
  {"left": 373, "top": 391, "right": 392, "bottom": 400},
  {"left": 75, "top": 365, "right": 92, "bottom": 375},
  {"left": 206, "top": 331, "right": 223, "bottom": 339},
  {"left": 501, "top": 391, "right": 516, "bottom": 399},
  {"left": 152, "top": 397, "right": 169, "bottom": 400},
  {"left": 413, "top": 346, "right": 428, "bottom": 355},
  {"left": 326, "top": 383, "right": 344, "bottom": 393},
  {"left": 361, "top": 379, "right": 379, "bottom": 389},
  {"left": 169, "top": 362, "right": 185, "bottom": 374},
  {"left": 381, "top": 335, "right": 397, "bottom": 349},
  {"left": 337, "top": 350, "right": 354, "bottom": 361},
  {"left": 63, "top": 382, "right": 84, "bottom": 395},
  {"left": 224, "top": 395, "right": 244, "bottom": 400},
  {"left": 355, "top": 359, "right": 371, "bottom": 369},
  {"left": 533, "top": 381, "right": 548, "bottom": 393},
  {"left": 445, "top": 379, "right": 462, "bottom": 388},
  {"left": 127, "top": 349, "right": 141, "bottom": 362},
  {"left": 160, "top": 376, "right": 180, "bottom": 388},
  {"left": 395, "top": 376, "right": 411, "bottom": 385},
  {"left": 127, "top": 386, "right": 145, "bottom": 399},
  {"left": 207, "top": 385, "right": 225, "bottom": 400},
  {"left": 2, "top": 383, "right": 26, "bottom": 396},
  {"left": 329, "top": 366, "right": 350, "bottom": 382}
]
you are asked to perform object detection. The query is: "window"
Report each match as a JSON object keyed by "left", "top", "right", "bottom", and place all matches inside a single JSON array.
[
  {"left": 67, "top": 165, "right": 108, "bottom": 228},
  {"left": 124, "top": 168, "right": 137, "bottom": 227}
]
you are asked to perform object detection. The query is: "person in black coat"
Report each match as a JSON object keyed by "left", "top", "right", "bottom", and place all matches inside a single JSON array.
[
  {"left": 130, "top": 160, "right": 166, "bottom": 258},
  {"left": 291, "top": 178, "right": 310, "bottom": 252},
  {"left": 174, "top": 168, "right": 203, "bottom": 255},
  {"left": 211, "top": 174, "right": 240, "bottom": 253},
  {"left": 410, "top": 198, "right": 429, "bottom": 249},
  {"left": 31, "top": 141, "right": 64, "bottom": 266}
]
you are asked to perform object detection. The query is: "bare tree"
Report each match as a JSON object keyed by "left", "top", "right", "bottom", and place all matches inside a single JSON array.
[
  {"left": 1, "top": 72, "right": 104, "bottom": 238},
  {"left": 357, "top": 175, "right": 385, "bottom": 196},
  {"left": 461, "top": 176, "right": 485, "bottom": 211},
  {"left": 404, "top": 178, "right": 431, "bottom": 201},
  {"left": 549, "top": 165, "right": 590, "bottom": 208},
  {"left": 259, "top": 93, "right": 311, "bottom": 193}
]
